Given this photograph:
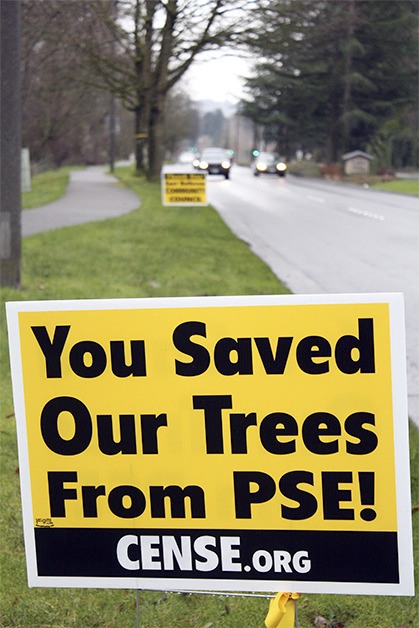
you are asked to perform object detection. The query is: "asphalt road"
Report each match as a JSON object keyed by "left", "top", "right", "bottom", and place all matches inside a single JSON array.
[{"left": 207, "top": 165, "right": 419, "bottom": 427}]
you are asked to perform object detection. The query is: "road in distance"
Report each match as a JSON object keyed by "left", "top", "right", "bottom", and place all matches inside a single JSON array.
[{"left": 207, "top": 165, "right": 419, "bottom": 427}]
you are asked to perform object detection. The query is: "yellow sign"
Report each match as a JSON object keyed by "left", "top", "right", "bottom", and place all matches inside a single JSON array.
[
  {"left": 162, "top": 172, "right": 207, "bottom": 205},
  {"left": 6, "top": 294, "right": 414, "bottom": 594}
]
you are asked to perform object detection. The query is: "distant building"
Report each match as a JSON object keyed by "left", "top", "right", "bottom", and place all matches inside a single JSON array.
[
  {"left": 342, "top": 150, "right": 374, "bottom": 175},
  {"left": 225, "top": 115, "right": 254, "bottom": 165}
]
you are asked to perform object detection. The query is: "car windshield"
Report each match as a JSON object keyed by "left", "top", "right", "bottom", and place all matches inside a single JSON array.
[
  {"left": 257, "top": 153, "right": 276, "bottom": 163},
  {"left": 202, "top": 149, "right": 228, "bottom": 160}
]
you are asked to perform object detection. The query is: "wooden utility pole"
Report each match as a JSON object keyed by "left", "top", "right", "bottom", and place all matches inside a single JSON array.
[{"left": 1, "top": 0, "right": 22, "bottom": 287}]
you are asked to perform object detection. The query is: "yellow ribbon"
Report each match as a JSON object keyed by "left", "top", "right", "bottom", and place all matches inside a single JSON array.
[{"left": 265, "top": 592, "right": 301, "bottom": 628}]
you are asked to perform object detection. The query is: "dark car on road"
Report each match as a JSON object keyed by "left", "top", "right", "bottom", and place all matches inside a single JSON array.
[
  {"left": 253, "top": 152, "right": 287, "bottom": 177},
  {"left": 197, "top": 147, "right": 232, "bottom": 179}
]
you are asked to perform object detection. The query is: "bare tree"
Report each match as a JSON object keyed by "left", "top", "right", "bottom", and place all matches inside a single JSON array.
[
  {"left": 21, "top": 0, "right": 112, "bottom": 168},
  {"left": 68, "top": 0, "right": 249, "bottom": 178},
  {"left": 164, "top": 90, "right": 200, "bottom": 158}
]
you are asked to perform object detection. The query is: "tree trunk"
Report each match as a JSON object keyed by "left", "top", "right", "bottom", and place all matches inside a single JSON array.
[
  {"left": 145, "top": 0, "right": 176, "bottom": 179},
  {"left": 148, "top": 92, "right": 166, "bottom": 179},
  {"left": 134, "top": 106, "right": 148, "bottom": 173},
  {"left": 342, "top": 0, "right": 356, "bottom": 154},
  {"left": 328, "top": 91, "right": 342, "bottom": 164}
]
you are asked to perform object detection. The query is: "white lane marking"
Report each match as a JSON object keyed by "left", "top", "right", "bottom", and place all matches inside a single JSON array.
[
  {"left": 307, "top": 194, "right": 325, "bottom": 203},
  {"left": 347, "top": 206, "right": 385, "bottom": 221}
]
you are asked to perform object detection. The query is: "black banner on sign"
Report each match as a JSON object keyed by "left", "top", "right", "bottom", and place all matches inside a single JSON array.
[{"left": 35, "top": 528, "right": 399, "bottom": 584}]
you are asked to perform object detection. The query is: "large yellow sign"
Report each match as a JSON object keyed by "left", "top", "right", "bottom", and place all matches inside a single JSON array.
[{"left": 6, "top": 294, "right": 414, "bottom": 594}]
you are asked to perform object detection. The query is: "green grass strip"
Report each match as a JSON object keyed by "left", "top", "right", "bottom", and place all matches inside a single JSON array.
[
  {"left": 22, "top": 167, "right": 78, "bottom": 209},
  {"left": 372, "top": 178, "right": 419, "bottom": 196}
]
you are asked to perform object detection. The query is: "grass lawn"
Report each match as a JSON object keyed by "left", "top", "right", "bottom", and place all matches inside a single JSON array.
[
  {"left": 372, "top": 178, "right": 419, "bottom": 196},
  {"left": 22, "top": 167, "right": 77, "bottom": 209},
  {"left": 1, "top": 167, "right": 418, "bottom": 627},
  {"left": 340, "top": 174, "right": 419, "bottom": 195}
]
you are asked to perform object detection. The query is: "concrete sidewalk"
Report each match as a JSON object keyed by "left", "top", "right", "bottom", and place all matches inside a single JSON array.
[{"left": 22, "top": 166, "right": 139, "bottom": 236}]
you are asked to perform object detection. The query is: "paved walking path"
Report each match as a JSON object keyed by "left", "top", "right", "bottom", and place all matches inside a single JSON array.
[{"left": 22, "top": 166, "right": 139, "bottom": 236}]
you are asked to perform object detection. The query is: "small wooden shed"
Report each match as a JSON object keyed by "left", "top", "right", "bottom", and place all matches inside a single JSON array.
[{"left": 342, "top": 150, "right": 374, "bottom": 175}]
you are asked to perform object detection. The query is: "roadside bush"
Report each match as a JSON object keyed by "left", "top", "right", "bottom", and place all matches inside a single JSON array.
[
  {"left": 319, "top": 163, "right": 343, "bottom": 179},
  {"left": 287, "top": 160, "right": 322, "bottom": 177}
]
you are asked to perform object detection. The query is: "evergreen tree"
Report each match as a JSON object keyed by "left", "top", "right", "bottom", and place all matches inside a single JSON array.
[{"left": 241, "top": 0, "right": 418, "bottom": 165}]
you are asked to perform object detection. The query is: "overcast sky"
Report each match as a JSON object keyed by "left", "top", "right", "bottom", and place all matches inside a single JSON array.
[{"left": 183, "top": 54, "right": 253, "bottom": 104}]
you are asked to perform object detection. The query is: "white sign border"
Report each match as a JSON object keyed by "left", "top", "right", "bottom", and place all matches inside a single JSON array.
[{"left": 6, "top": 293, "right": 414, "bottom": 595}]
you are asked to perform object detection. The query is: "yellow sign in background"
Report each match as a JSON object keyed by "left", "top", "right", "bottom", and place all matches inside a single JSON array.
[{"left": 162, "top": 172, "right": 207, "bottom": 205}]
